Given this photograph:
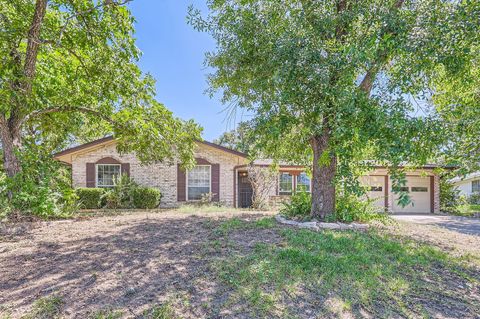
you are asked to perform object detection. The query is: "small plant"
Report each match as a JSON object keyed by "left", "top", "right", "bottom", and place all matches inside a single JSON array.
[
  {"left": 199, "top": 192, "right": 215, "bottom": 205},
  {"left": 25, "top": 295, "right": 63, "bottom": 319},
  {"left": 439, "top": 178, "right": 465, "bottom": 214},
  {"left": 99, "top": 175, "right": 138, "bottom": 209},
  {"left": 142, "top": 303, "right": 177, "bottom": 319},
  {"left": 133, "top": 187, "right": 162, "bottom": 209},
  {"left": 89, "top": 309, "right": 123, "bottom": 319},
  {"left": 280, "top": 191, "right": 311, "bottom": 220},
  {"left": 333, "top": 193, "right": 388, "bottom": 223},
  {"left": 76, "top": 188, "right": 105, "bottom": 209}
]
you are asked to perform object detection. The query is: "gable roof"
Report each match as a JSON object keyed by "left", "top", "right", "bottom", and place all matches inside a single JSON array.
[{"left": 53, "top": 136, "right": 248, "bottom": 163}]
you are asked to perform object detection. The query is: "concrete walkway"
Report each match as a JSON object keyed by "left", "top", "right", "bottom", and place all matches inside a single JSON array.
[{"left": 392, "top": 214, "right": 480, "bottom": 236}]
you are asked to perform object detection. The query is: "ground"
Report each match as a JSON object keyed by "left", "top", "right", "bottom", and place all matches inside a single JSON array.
[{"left": 0, "top": 210, "right": 479, "bottom": 318}]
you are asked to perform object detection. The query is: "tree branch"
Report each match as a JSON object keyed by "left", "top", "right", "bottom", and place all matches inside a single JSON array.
[
  {"left": 24, "top": 0, "right": 48, "bottom": 93},
  {"left": 19, "top": 106, "right": 117, "bottom": 129},
  {"left": 56, "top": 0, "right": 133, "bottom": 45},
  {"left": 358, "top": 0, "right": 405, "bottom": 94}
]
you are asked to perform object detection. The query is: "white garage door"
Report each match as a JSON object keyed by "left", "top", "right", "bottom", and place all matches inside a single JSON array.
[
  {"left": 392, "top": 176, "right": 431, "bottom": 213},
  {"left": 360, "top": 176, "right": 386, "bottom": 211}
]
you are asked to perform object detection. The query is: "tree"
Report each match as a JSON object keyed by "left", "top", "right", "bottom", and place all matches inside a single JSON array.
[
  {"left": 0, "top": 1, "right": 201, "bottom": 208},
  {"left": 213, "top": 121, "right": 253, "bottom": 154},
  {"left": 0, "top": 0, "right": 202, "bottom": 215},
  {"left": 189, "top": 0, "right": 474, "bottom": 220},
  {"left": 432, "top": 1, "right": 480, "bottom": 174},
  {"left": 247, "top": 164, "right": 277, "bottom": 209}
]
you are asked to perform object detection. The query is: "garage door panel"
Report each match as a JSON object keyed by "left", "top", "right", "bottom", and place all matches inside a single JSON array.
[
  {"left": 392, "top": 176, "right": 431, "bottom": 213},
  {"left": 360, "top": 176, "right": 386, "bottom": 211}
]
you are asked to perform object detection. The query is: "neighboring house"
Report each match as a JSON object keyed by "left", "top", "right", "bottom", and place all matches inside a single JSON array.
[
  {"left": 450, "top": 172, "right": 480, "bottom": 197},
  {"left": 54, "top": 136, "right": 441, "bottom": 213}
]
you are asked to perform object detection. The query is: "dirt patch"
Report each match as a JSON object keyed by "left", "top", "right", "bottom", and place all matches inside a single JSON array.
[
  {"left": 1, "top": 211, "right": 479, "bottom": 318},
  {"left": 0, "top": 210, "right": 274, "bottom": 318},
  {"left": 379, "top": 220, "right": 480, "bottom": 264}
]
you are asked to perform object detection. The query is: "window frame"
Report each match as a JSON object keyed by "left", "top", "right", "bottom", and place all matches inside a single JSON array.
[
  {"left": 186, "top": 164, "right": 212, "bottom": 201},
  {"left": 279, "top": 172, "right": 294, "bottom": 195},
  {"left": 296, "top": 172, "right": 311, "bottom": 193},
  {"left": 411, "top": 186, "right": 428, "bottom": 192},
  {"left": 472, "top": 180, "right": 480, "bottom": 193},
  {"left": 95, "top": 164, "right": 121, "bottom": 188}
]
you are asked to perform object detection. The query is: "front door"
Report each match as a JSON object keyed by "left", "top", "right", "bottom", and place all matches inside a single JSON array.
[{"left": 238, "top": 172, "right": 253, "bottom": 208}]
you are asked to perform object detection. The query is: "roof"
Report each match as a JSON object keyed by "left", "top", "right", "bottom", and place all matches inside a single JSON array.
[
  {"left": 450, "top": 171, "right": 480, "bottom": 183},
  {"left": 53, "top": 136, "right": 248, "bottom": 162}
]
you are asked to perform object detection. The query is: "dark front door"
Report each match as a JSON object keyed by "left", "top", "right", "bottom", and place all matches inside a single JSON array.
[{"left": 238, "top": 172, "right": 253, "bottom": 208}]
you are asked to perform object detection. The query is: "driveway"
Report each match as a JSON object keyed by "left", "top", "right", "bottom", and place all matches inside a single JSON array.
[{"left": 392, "top": 214, "right": 480, "bottom": 236}]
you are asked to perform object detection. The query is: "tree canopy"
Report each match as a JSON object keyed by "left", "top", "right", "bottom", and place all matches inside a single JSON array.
[
  {"left": 190, "top": 0, "right": 478, "bottom": 219},
  {"left": 213, "top": 121, "right": 253, "bottom": 154}
]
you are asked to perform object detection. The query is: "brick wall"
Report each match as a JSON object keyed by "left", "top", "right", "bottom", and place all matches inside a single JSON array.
[{"left": 71, "top": 141, "right": 247, "bottom": 207}]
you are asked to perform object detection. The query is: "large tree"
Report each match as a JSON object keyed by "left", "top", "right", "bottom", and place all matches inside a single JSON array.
[
  {"left": 0, "top": 0, "right": 201, "bottom": 182},
  {"left": 190, "top": 0, "right": 475, "bottom": 219}
]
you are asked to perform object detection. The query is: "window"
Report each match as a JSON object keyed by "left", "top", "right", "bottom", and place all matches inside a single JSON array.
[
  {"left": 473, "top": 180, "right": 480, "bottom": 193},
  {"left": 279, "top": 173, "right": 293, "bottom": 195},
  {"left": 187, "top": 165, "right": 211, "bottom": 200},
  {"left": 393, "top": 186, "right": 409, "bottom": 192},
  {"left": 96, "top": 164, "right": 121, "bottom": 187},
  {"left": 296, "top": 172, "right": 311, "bottom": 192},
  {"left": 370, "top": 186, "right": 383, "bottom": 192},
  {"left": 411, "top": 187, "right": 428, "bottom": 192}
]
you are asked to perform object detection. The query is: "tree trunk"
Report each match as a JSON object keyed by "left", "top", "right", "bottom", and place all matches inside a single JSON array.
[
  {"left": 0, "top": 120, "right": 22, "bottom": 178},
  {"left": 310, "top": 129, "right": 336, "bottom": 221}
]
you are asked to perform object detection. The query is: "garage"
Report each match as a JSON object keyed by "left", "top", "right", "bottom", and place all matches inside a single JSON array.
[
  {"left": 392, "top": 176, "right": 432, "bottom": 214},
  {"left": 360, "top": 175, "right": 387, "bottom": 211}
]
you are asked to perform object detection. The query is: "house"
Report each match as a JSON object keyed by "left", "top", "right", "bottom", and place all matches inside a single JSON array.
[
  {"left": 54, "top": 136, "right": 441, "bottom": 213},
  {"left": 450, "top": 172, "right": 480, "bottom": 197}
]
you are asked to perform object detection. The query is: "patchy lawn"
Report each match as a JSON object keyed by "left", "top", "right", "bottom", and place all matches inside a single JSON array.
[{"left": 0, "top": 210, "right": 479, "bottom": 318}]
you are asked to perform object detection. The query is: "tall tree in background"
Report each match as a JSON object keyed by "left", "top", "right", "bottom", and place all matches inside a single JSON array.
[
  {"left": 432, "top": 1, "right": 480, "bottom": 174},
  {"left": 190, "top": 0, "right": 476, "bottom": 220},
  {"left": 213, "top": 121, "right": 253, "bottom": 154},
  {"left": 0, "top": 0, "right": 201, "bottom": 179}
]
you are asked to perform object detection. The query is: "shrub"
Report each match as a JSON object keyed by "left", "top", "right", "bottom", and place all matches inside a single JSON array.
[
  {"left": 76, "top": 188, "right": 105, "bottom": 209},
  {"left": 439, "top": 178, "right": 464, "bottom": 214},
  {"left": 133, "top": 187, "right": 162, "bottom": 209},
  {"left": 280, "top": 192, "right": 311, "bottom": 219},
  {"left": 99, "top": 174, "right": 139, "bottom": 209},
  {"left": 333, "top": 193, "right": 388, "bottom": 223},
  {"left": 468, "top": 192, "right": 480, "bottom": 205}
]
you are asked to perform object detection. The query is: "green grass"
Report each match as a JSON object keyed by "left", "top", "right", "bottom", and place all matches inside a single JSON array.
[
  {"left": 143, "top": 303, "right": 178, "bottom": 319},
  {"left": 23, "top": 295, "right": 63, "bottom": 319},
  {"left": 215, "top": 227, "right": 479, "bottom": 317},
  {"left": 469, "top": 204, "right": 480, "bottom": 212},
  {"left": 89, "top": 309, "right": 123, "bottom": 319},
  {"left": 175, "top": 204, "right": 244, "bottom": 214},
  {"left": 451, "top": 204, "right": 480, "bottom": 216},
  {"left": 214, "top": 217, "right": 276, "bottom": 236}
]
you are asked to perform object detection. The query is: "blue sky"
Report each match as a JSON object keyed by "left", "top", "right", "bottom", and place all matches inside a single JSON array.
[{"left": 129, "top": 1, "right": 246, "bottom": 141}]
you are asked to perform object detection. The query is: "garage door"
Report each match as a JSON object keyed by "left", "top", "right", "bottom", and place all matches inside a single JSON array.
[
  {"left": 360, "top": 176, "right": 386, "bottom": 211},
  {"left": 392, "top": 176, "right": 431, "bottom": 213}
]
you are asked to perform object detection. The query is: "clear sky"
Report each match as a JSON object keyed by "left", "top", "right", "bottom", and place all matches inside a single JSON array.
[{"left": 129, "top": 1, "right": 246, "bottom": 142}]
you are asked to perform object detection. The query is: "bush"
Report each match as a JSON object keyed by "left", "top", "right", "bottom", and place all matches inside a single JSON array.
[
  {"left": 133, "top": 187, "right": 162, "bottom": 209},
  {"left": 333, "top": 193, "right": 388, "bottom": 223},
  {"left": 99, "top": 174, "right": 138, "bottom": 209},
  {"left": 76, "top": 188, "right": 105, "bottom": 209},
  {"left": 439, "top": 178, "right": 463, "bottom": 214},
  {"left": 280, "top": 192, "right": 311, "bottom": 220},
  {"left": 468, "top": 192, "right": 480, "bottom": 205}
]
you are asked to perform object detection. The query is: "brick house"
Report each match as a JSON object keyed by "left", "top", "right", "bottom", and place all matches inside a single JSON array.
[{"left": 54, "top": 136, "right": 441, "bottom": 213}]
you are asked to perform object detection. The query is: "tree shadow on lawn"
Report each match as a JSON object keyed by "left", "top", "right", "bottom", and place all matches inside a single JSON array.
[
  {"left": 0, "top": 215, "right": 263, "bottom": 318},
  {"left": 1, "top": 215, "right": 479, "bottom": 318},
  {"left": 215, "top": 227, "right": 480, "bottom": 319}
]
